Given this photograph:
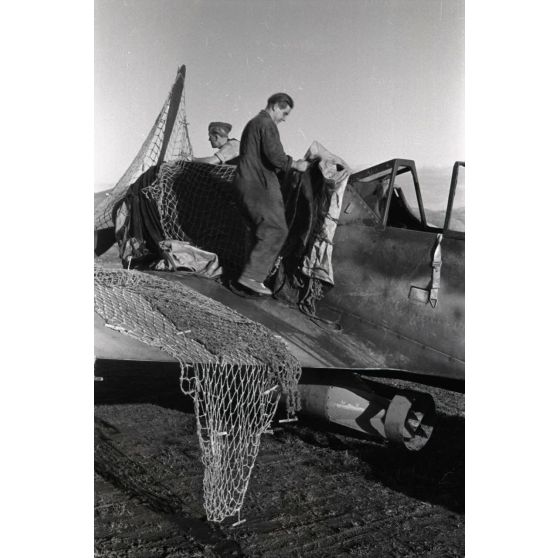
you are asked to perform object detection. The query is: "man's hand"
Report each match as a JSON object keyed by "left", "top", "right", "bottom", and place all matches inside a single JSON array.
[{"left": 292, "top": 159, "right": 309, "bottom": 173}]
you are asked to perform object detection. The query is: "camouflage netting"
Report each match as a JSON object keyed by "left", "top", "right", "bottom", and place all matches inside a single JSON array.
[
  {"left": 94, "top": 65, "right": 193, "bottom": 233},
  {"left": 94, "top": 266, "right": 301, "bottom": 522},
  {"left": 143, "top": 160, "right": 250, "bottom": 276}
]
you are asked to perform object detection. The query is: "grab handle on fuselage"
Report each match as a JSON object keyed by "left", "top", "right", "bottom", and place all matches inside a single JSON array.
[{"left": 429, "top": 233, "right": 443, "bottom": 307}]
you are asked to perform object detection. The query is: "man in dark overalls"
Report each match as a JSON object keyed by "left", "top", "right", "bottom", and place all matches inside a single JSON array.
[{"left": 235, "top": 93, "right": 309, "bottom": 295}]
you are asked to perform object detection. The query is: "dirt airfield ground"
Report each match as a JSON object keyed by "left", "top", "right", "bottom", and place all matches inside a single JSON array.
[{"left": 94, "top": 362, "right": 464, "bottom": 558}]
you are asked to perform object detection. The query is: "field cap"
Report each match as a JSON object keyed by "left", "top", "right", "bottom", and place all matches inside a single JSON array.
[{"left": 208, "top": 122, "right": 232, "bottom": 136}]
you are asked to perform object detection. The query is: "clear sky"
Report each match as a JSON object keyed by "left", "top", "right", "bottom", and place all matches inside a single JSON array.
[{"left": 95, "top": 0, "right": 464, "bottom": 189}]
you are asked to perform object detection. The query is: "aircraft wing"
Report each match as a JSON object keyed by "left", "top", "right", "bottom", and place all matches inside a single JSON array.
[{"left": 95, "top": 270, "right": 464, "bottom": 390}]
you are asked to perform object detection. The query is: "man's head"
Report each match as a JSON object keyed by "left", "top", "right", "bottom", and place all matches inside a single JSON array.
[
  {"left": 208, "top": 122, "right": 232, "bottom": 148},
  {"left": 266, "top": 93, "right": 294, "bottom": 124}
]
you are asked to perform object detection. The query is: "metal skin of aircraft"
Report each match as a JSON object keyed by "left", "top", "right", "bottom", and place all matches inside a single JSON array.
[{"left": 95, "top": 66, "right": 464, "bottom": 452}]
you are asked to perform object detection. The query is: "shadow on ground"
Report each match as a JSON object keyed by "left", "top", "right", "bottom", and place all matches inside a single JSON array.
[
  {"left": 95, "top": 359, "right": 464, "bottom": 515},
  {"left": 94, "top": 362, "right": 244, "bottom": 557},
  {"left": 281, "top": 411, "right": 464, "bottom": 514},
  {"left": 95, "top": 359, "right": 191, "bottom": 412}
]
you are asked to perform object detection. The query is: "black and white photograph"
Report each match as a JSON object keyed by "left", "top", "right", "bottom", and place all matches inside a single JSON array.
[
  {"left": 92, "top": 1, "right": 465, "bottom": 556},
  {"left": 7, "top": 1, "right": 558, "bottom": 557}
]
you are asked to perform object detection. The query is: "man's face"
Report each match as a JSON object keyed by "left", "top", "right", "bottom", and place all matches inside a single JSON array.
[
  {"left": 270, "top": 104, "right": 291, "bottom": 124},
  {"left": 209, "top": 133, "right": 227, "bottom": 148}
]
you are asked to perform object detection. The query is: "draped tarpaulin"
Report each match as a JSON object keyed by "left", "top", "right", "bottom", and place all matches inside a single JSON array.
[{"left": 300, "top": 141, "right": 351, "bottom": 285}]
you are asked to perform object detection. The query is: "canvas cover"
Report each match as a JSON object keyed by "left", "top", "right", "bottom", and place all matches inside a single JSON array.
[{"left": 301, "top": 141, "right": 350, "bottom": 284}]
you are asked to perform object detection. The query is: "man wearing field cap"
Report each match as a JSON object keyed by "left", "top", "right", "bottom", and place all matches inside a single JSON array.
[
  {"left": 192, "top": 121, "right": 240, "bottom": 165},
  {"left": 234, "top": 92, "right": 309, "bottom": 296}
]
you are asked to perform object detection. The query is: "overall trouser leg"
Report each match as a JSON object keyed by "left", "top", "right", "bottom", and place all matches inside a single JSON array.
[{"left": 238, "top": 182, "right": 288, "bottom": 283}]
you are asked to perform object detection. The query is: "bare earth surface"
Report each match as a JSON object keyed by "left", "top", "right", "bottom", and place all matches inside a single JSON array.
[{"left": 95, "top": 359, "right": 464, "bottom": 558}]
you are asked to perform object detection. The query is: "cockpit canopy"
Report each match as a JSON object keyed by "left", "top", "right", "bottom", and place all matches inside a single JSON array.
[{"left": 349, "top": 159, "right": 464, "bottom": 236}]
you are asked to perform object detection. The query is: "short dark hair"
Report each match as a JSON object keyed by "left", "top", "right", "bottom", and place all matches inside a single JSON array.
[{"left": 266, "top": 92, "right": 294, "bottom": 110}]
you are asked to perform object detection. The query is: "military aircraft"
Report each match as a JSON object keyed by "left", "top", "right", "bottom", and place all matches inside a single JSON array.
[{"left": 95, "top": 65, "right": 464, "bottom": 452}]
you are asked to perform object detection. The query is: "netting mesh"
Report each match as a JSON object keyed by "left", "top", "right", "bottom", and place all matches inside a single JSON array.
[
  {"left": 144, "top": 160, "right": 250, "bottom": 276},
  {"left": 94, "top": 266, "right": 301, "bottom": 522},
  {"left": 94, "top": 66, "right": 193, "bottom": 232}
]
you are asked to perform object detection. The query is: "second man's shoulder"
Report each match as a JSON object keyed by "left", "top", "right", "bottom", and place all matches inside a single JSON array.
[{"left": 248, "top": 110, "right": 273, "bottom": 128}]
